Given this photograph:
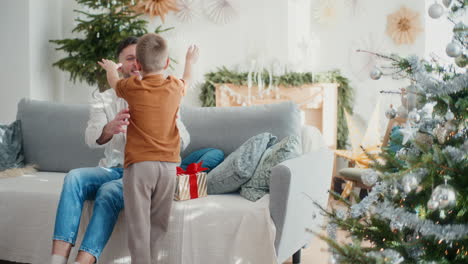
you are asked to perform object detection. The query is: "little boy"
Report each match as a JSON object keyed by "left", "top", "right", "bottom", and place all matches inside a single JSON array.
[{"left": 98, "top": 33, "right": 199, "bottom": 264}]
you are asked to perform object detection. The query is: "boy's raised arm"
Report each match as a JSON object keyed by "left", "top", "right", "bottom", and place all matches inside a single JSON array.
[
  {"left": 181, "top": 45, "right": 199, "bottom": 95},
  {"left": 97, "top": 59, "right": 122, "bottom": 89}
]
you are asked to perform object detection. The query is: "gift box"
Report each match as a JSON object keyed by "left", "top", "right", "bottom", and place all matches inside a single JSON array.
[{"left": 174, "top": 161, "right": 208, "bottom": 201}]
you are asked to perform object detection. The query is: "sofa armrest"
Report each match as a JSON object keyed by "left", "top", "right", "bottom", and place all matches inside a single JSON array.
[{"left": 270, "top": 147, "right": 334, "bottom": 262}]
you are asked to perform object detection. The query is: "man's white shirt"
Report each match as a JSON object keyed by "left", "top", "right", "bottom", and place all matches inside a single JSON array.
[{"left": 85, "top": 88, "right": 190, "bottom": 167}]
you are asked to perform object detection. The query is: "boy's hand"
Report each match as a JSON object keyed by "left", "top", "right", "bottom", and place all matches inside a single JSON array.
[
  {"left": 97, "top": 59, "right": 122, "bottom": 90},
  {"left": 181, "top": 45, "right": 199, "bottom": 94},
  {"left": 98, "top": 59, "right": 122, "bottom": 72},
  {"left": 185, "top": 45, "right": 199, "bottom": 65}
]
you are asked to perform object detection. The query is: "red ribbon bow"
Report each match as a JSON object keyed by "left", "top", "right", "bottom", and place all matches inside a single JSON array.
[{"left": 176, "top": 162, "right": 208, "bottom": 199}]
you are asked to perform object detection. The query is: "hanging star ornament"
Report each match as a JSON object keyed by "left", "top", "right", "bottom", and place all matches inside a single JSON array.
[
  {"left": 335, "top": 98, "right": 383, "bottom": 168},
  {"left": 400, "top": 125, "right": 418, "bottom": 144}
]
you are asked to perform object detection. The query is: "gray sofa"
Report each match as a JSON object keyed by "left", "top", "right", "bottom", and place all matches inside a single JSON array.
[{"left": 0, "top": 99, "right": 334, "bottom": 264}]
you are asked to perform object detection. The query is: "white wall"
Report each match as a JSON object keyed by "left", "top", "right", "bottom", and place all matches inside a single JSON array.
[
  {"left": 2, "top": 0, "right": 430, "bottom": 135},
  {"left": 60, "top": 0, "right": 99, "bottom": 104},
  {"left": 29, "top": 0, "right": 62, "bottom": 102},
  {"left": 59, "top": 0, "right": 297, "bottom": 105},
  {"left": 149, "top": 0, "right": 296, "bottom": 106},
  {"left": 0, "top": 0, "right": 30, "bottom": 124},
  {"left": 306, "top": 0, "right": 426, "bottom": 130},
  {"left": 0, "top": 0, "right": 62, "bottom": 124}
]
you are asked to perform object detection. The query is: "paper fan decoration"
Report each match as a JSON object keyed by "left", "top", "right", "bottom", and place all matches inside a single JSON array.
[
  {"left": 133, "top": 0, "right": 179, "bottom": 22},
  {"left": 313, "top": 0, "right": 345, "bottom": 26},
  {"left": 386, "top": 6, "right": 423, "bottom": 45},
  {"left": 204, "top": 0, "right": 237, "bottom": 24},
  {"left": 176, "top": 0, "right": 199, "bottom": 23},
  {"left": 348, "top": 33, "right": 385, "bottom": 81}
]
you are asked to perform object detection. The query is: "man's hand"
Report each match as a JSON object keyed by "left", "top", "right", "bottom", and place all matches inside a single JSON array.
[
  {"left": 105, "top": 108, "right": 130, "bottom": 134},
  {"left": 185, "top": 45, "right": 199, "bottom": 65},
  {"left": 96, "top": 108, "right": 130, "bottom": 145},
  {"left": 98, "top": 59, "right": 122, "bottom": 72}
]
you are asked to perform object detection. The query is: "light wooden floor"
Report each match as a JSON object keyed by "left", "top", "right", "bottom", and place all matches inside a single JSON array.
[{"left": 282, "top": 234, "right": 331, "bottom": 264}]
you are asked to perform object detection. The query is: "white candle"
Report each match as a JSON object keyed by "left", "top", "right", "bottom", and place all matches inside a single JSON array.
[
  {"left": 257, "top": 69, "right": 263, "bottom": 98},
  {"left": 247, "top": 60, "right": 256, "bottom": 105},
  {"left": 268, "top": 67, "right": 273, "bottom": 96}
]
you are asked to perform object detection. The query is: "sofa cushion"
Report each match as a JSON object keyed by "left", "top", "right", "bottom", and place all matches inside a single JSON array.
[
  {"left": 180, "top": 148, "right": 224, "bottom": 172},
  {"left": 241, "top": 135, "right": 302, "bottom": 201},
  {"left": 388, "top": 126, "right": 404, "bottom": 154},
  {"left": 0, "top": 120, "right": 25, "bottom": 173},
  {"left": 180, "top": 102, "right": 302, "bottom": 158},
  {"left": 301, "top": 125, "right": 326, "bottom": 153},
  {"left": 17, "top": 99, "right": 302, "bottom": 172},
  {"left": 207, "top": 133, "right": 277, "bottom": 194},
  {"left": 16, "top": 99, "right": 104, "bottom": 172}
]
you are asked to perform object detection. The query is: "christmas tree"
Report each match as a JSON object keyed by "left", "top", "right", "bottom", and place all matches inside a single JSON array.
[
  {"left": 319, "top": 1, "right": 467, "bottom": 263},
  {"left": 50, "top": 0, "right": 171, "bottom": 91}
]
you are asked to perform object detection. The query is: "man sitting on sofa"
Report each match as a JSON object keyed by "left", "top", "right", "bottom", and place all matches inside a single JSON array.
[{"left": 49, "top": 36, "right": 190, "bottom": 264}]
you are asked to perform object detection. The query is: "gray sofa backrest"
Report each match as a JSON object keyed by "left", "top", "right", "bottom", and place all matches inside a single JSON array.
[
  {"left": 17, "top": 99, "right": 302, "bottom": 173},
  {"left": 180, "top": 102, "right": 302, "bottom": 157},
  {"left": 17, "top": 99, "right": 104, "bottom": 172}
]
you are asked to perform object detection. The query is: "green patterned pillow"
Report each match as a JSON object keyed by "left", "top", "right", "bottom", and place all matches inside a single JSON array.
[
  {"left": 207, "top": 133, "right": 277, "bottom": 194},
  {"left": 240, "top": 135, "right": 302, "bottom": 201},
  {"left": 0, "top": 120, "right": 33, "bottom": 178}
]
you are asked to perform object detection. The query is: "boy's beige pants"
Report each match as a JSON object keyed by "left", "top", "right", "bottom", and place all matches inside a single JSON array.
[{"left": 123, "top": 161, "right": 177, "bottom": 264}]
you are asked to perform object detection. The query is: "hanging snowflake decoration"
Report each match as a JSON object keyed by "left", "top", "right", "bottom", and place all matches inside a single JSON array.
[
  {"left": 176, "top": 0, "right": 199, "bottom": 23},
  {"left": 348, "top": 33, "right": 385, "bottom": 81},
  {"left": 386, "top": 6, "right": 423, "bottom": 45},
  {"left": 313, "top": 0, "right": 346, "bottom": 26},
  {"left": 204, "top": 0, "right": 238, "bottom": 24}
]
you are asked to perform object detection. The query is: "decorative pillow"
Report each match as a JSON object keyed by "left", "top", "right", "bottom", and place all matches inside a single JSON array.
[
  {"left": 0, "top": 120, "right": 35, "bottom": 178},
  {"left": 207, "top": 133, "right": 277, "bottom": 194},
  {"left": 240, "top": 135, "right": 302, "bottom": 201},
  {"left": 181, "top": 148, "right": 225, "bottom": 172},
  {"left": 388, "top": 126, "right": 403, "bottom": 154}
]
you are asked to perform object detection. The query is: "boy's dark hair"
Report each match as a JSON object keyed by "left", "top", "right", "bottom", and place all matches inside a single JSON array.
[{"left": 116, "top": 36, "right": 138, "bottom": 58}]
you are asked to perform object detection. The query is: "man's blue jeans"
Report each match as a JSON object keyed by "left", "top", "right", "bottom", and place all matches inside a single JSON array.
[{"left": 53, "top": 167, "right": 124, "bottom": 259}]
